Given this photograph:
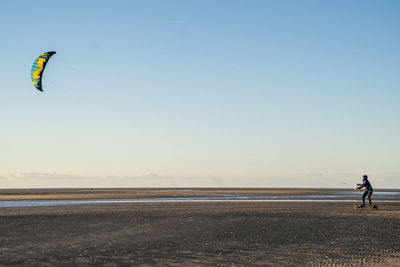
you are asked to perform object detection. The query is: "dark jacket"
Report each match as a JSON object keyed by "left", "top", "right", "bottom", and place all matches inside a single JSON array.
[{"left": 357, "top": 179, "right": 373, "bottom": 191}]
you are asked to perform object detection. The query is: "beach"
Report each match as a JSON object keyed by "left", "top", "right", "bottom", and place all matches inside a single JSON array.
[{"left": 1, "top": 189, "right": 400, "bottom": 266}]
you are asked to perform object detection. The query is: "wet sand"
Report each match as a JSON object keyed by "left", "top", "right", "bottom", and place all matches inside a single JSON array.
[
  {"left": 1, "top": 189, "right": 400, "bottom": 266},
  {"left": 0, "top": 188, "right": 320, "bottom": 200}
]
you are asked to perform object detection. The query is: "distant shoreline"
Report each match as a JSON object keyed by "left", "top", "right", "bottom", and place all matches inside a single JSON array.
[{"left": 1, "top": 188, "right": 399, "bottom": 201}]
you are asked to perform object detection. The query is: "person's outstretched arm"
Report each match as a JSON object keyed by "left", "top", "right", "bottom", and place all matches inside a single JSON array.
[{"left": 356, "top": 181, "right": 366, "bottom": 190}]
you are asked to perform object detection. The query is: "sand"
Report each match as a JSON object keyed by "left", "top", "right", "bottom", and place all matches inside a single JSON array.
[
  {"left": 1, "top": 189, "right": 400, "bottom": 266},
  {"left": 0, "top": 188, "right": 319, "bottom": 200}
]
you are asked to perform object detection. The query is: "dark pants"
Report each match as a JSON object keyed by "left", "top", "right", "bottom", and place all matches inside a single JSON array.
[{"left": 362, "top": 190, "right": 373, "bottom": 205}]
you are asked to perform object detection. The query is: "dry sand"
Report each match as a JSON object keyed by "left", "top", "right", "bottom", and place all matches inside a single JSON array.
[{"left": 0, "top": 189, "right": 400, "bottom": 266}]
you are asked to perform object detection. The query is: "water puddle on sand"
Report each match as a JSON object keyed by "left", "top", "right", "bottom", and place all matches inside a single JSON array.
[{"left": 1, "top": 190, "right": 400, "bottom": 208}]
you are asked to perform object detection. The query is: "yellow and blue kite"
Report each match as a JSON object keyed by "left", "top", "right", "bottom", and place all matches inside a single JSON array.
[{"left": 31, "top": 51, "right": 56, "bottom": 92}]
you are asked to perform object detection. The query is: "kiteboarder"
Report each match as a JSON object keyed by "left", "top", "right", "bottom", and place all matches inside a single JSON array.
[{"left": 355, "top": 175, "right": 373, "bottom": 207}]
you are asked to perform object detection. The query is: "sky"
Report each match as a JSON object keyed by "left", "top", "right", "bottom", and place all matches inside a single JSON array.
[{"left": 1, "top": 0, "right": 400, "bottom": 188}]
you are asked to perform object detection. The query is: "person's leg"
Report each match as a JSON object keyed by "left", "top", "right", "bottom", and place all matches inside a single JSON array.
[
  {"left": 362, "top": 191, "right": 368, "bottom": 206},
  {"left": 368, "top": 190, "right": 373, "bottom": 206}
]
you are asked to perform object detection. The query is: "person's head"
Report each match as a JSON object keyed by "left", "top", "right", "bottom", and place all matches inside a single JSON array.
[{"left": 363, "top": 175, "right": 368, "bottom": 181}]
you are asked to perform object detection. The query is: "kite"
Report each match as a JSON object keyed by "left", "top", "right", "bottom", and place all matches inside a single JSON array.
[{"left": 31, "top": 51, "right": 56, "bottom": 92}]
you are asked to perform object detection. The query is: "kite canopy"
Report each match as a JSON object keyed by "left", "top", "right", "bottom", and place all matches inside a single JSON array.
[{"left": 31, "top": 51, "right": 56, "bottom": 92}]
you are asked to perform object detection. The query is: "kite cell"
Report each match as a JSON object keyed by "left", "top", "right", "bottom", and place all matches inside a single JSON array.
[{"left": 31, "top": 51, "right": 56, "bottom": 92}]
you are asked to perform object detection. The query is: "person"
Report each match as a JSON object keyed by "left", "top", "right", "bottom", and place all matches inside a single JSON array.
[{"left": 356, "top": 175, "right": 373, "bottom": 207}]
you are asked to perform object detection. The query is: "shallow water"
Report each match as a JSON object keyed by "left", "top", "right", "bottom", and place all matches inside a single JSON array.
[{"left": 1, "top": 190, "right": 400, "bottom": 208}]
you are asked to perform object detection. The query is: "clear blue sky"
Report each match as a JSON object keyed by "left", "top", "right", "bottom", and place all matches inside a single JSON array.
[{"left": 1, "top": 0, "right": 400, "bottom": 188}]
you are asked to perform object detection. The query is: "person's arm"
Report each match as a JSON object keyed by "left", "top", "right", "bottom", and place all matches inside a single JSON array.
[{"left": 356, "top": 181, "right": 366, "bottom": 190}]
